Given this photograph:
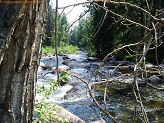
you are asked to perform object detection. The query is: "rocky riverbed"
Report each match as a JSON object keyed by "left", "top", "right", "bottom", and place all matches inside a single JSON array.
[{"left": 36, "top": 51, "right": 164, "bottom": 122}]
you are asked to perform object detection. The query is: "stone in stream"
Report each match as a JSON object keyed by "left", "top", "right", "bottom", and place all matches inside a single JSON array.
[
  {"left": 53, "top": 65, "right": 71, "bottom": 72},
  {"left": 62, "top": 59, "right": 69, "bottom": 66},
  {"left": 87, "top": 57, "right": 98, "bottom": 61},
  {"left": 62, "top": 59, "right": 77, "bottom": 66},
  {"left": 148, "top": 75, "right": 161, "bottom": 84},
  {"left": 62, "top": 55, "right": 70, "bottom": 60},
  {"left": 53, "top": 105, "right": 85, "bottom": 123},
  {"left": 40, "top": 62, "right": 52, "bottom": 70}
]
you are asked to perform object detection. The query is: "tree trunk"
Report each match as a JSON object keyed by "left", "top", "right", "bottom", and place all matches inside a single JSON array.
[{"left": 0, "top": 1, "right": 48, "bottom": 122}]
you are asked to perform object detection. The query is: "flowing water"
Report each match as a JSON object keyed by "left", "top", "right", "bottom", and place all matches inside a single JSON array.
[{"left": 36, "top": 51, "right": 164, "bottom": 122}]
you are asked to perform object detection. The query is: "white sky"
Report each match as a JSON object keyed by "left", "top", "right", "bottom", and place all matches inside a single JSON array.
[{"left": 50, "top": 0, "right": 87, "bottom": 23}]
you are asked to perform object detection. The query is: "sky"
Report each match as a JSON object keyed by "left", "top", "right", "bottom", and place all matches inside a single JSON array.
[{"left": 50, "top": 0, "right": 87, "bottom": 23}]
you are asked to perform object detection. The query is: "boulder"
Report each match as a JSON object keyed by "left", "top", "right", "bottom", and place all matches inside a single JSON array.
[
  {"left": 53, "top": 65, "right": 70, "bottom": 72},
  {"left": 62, "top": 55, "right": 70, "bottom": 60},
  {"left": 148, "top": 75, "right": 161, "bottom": 84},
  {"left": 40, "top": 62, "right": 52, "bottom": 70},
  {"left": 46, "top": 53, "right": 54, "bottom": 57},
  {"left": 69, "top": 59, "right": 76, "bottom": 61},
  {"left": 145, "top": 63, "right": 155, "bottom": 68},
  {"left": 87, "top": 57, "right": 98, "bottom": 61},
  {"left": 55, "top": 105, "right": 85, "bottom": 123},
  {"left": 62, "top": 59, "right": 69, "bottom": 66},
  {"left": 39, "top": 62, "right": 45, "bottom": 67},
  {"left": 42, "top": 65, "right": 52, "bottom": 70}
]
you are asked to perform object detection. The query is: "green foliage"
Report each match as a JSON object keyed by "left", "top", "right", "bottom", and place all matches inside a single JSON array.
[
  {"left": 35, "top": 101, "right": 58, "bottom": 122},
  {"left": 43, "top": 5, "right": 70, "bottom": 47},
  {"left": 89, "top": 2, "right": 116, "bottom": 58},
  {"left": 88, "top": 0, "right": 164, "bottom": 62},
  {"left": 37, "top": 80, "right": 58, "bottom": 99},
  {"left": 42, "top": 46, "right": 56, "bottom": 54},
  {"left": 60, "top": 71, "right": 70, "bottom": 83},
  {"left": 35, "top": 80, "right": 69, "bottom": 122},
  {"left": 35, "top": 101, "right": 69, "bottom": 123},
  {"left": 35, "top": 80, "right": 58, "bottom": 121},
  {"left": 141, "top": 61, "right": 149, "bottom": 67},
  {"left": 58, "top": 45, "right": 78, "bottom": 54},
  {"left": 58, "top": 13, "right": 71, "bottom": 45},
  {"left": 70, "top": 16, "right": 92, "bottom": 50},
  {"left": 42, "top": 45, "right": 78, "bottom": 54},
  {"left": 124, "top": 55, "right": 135, "bottom": 61},
  {"left": 43, "top": 5, "right": 55, "bottom": 46},
  {"left": 88, "top": 50, "right": 96, "bottom": 57}
]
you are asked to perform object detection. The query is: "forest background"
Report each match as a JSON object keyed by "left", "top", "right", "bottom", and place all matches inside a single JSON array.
[{"left": 43, "top": 0, "right": 164, "bottom": 63}]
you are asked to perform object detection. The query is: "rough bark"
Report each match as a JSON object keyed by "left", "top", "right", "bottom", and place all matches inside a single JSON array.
[{"left": 0, "top": 1, "right": 48, "bottom": 123}]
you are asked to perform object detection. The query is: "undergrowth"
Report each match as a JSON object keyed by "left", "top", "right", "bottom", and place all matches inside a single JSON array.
[
  {"left": 42, "top": 45, "right": 78, "bottom": 55},
  {"left": 34, "top": 72, "right": 70, "bottom": 123}
]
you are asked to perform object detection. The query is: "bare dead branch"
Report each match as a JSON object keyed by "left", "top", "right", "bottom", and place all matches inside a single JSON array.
[
  {"left": 152, "top": 22, "right": 161, "bottom": 74},
  {"left": 66, "top": 9, "right": 90, "bottom": 32},
  {"left": 91, "top": 10, "right": 108, "bottom": 37},
  {"left": 58, "top": 2, "right": 91, "bottom": 9},
  {"left": 93, "top": 2, "right": 151, "bottom": 31},
  {"left": 94, "top": 0, "right": 159, "bottom": 21},
  {"left": 147, "top": 83, "right": 164, "bottom": 90}
]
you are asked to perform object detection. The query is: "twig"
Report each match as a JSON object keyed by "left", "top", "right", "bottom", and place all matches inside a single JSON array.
[
  {"left": 42, "top": 71, "right": 55, "bottom": 78},
  {"left": 66, "top": 9, "right": 90, "bottom": 32},
  {"left": 152, "top": 22, "right": 162, "bottom": 75},
  {"left": 94, "top": 0, "right": 159, "bottom": 21},
  {"left": 104, "top": 82, "right": 109, "bottom": 112},
  {"left": 93, "top": 2, "right": 151, "bottom": 31},
  {"left": 91, "top": 10, "right": 108, "bottom": 37},
  {"left": 147, "top": 83, "right": 164, "bottom": 90},
  {"left": 58, "top": 2, "right": 91, "bottom": 9}
]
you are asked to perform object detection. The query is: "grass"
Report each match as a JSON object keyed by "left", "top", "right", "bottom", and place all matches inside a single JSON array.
[{"left": 42, "top": 45, "right": 78, "bottom": 54}]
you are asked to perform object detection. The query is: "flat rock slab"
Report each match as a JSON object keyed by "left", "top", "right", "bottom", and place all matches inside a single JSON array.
[{"left": 55, "top": 105, "right": 85, "bottom": 123}]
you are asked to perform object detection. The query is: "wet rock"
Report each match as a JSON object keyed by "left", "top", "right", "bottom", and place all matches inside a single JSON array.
[
  {"left": 148, "top": 75, "right": 161, "bottom": 84},
  {"left": 145, "top": 63, "right": 155, "bottom": 68},
  {"left": 159, "top": 76, "right": 164, "bottom": 83},
  {"left": 55, "top": 105, "right": 85, "bottom": 123},
  {"left": 160, "top": 64, "right": 164, "bottom": 70},
  {"left": 117, "top": 65, "right": 134, "bottom": 74},
  {"left": 90, "top": 63, "right": 99, "bottom": 69},
  {"left": 45, "top": 53, "right": 54, "bottom": 57},
  {"left": 53, "top": 65, "right": 71, "bottom": 72},
  {"left": 114, "top": 60, "right": 134, "bottom": 66},
  {"left": 40, "top": 62, "right": 52, "bottom": 70},
  {"left": 67, "top": 61, "right": 83, "bottom": 68},
  {"left": 62, "top": 55, "right": 70, "bottom": 60},
  {"left": 39, "top": 62, "right": 45, "bottom": 67},
  {"left": 62, "top": 59, "right": 69, "bottom": 65},
  {"left": 62, "top": 59, "right": 77, "bottom": 66},
  {"left": 48, "top": 57, "right": 53, "bottom": 60},
  {"left": 107, "top": 57, "right": 116, "bottom": 65},
  {"left": 87, "top": 57, "right": 98, "bottom": 61},
  {"left": 69, "top": 59, "right": 76, "bottom": 61}
]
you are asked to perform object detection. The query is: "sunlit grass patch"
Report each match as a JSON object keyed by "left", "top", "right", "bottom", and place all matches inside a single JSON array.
[{"left": 42, "top": 45, "right": 78, "bottom": 55}]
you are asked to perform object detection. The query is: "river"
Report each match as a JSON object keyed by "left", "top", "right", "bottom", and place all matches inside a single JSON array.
[{"left": 36, "top": 51, "right": 164, "bottom": 122}]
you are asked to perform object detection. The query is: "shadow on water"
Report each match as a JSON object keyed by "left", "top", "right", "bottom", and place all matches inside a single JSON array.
[{"left": 37, "top": 51, "right": 164, "bottom": 122}]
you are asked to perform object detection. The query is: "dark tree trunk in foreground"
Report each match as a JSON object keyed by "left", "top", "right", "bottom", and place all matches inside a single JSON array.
[{"left": 0, "top": 1, "right": 48, "bottom": 122}]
